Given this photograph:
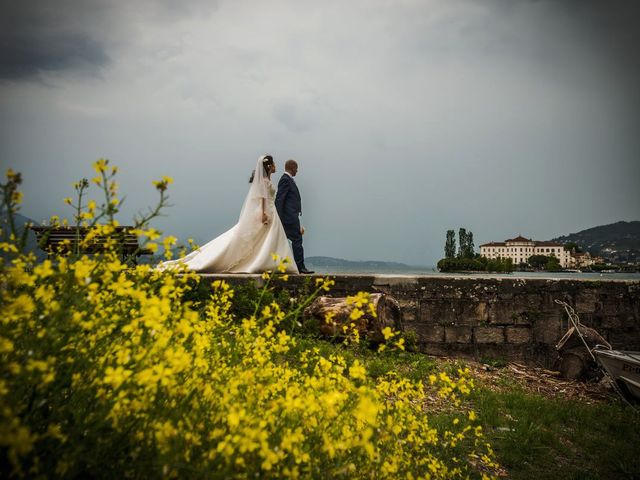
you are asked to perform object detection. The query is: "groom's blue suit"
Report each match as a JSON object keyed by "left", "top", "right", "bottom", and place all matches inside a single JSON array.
[{"left": 275, "top": 173, "right": 306, "bottom": 271}]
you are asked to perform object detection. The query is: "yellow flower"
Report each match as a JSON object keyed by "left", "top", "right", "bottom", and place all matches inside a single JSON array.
[
  {"left": 103, "top": 366, "right": 132, "bottom": 389},
  {"left": 6, "top": 168, "right": 18, "bottom": 181},
  {"left": 162, "top": 236, "right": 177, "bottom": 249},
  {"left": 93, "top": 158, "right": 108, "bottom": 173},
  {"left": 0, "top": 337, "right": 14, "bottom": 353},
  {"left": 349, "top": 360, "right": 367, "bottom": 380},
  {"left": 381, "top": 326, "right": 394, "bottom": 340}
]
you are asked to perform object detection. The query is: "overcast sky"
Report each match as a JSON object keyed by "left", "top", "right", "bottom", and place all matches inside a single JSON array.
[{"left": 1, "top": 0, "right": 639, "bottom": 266}]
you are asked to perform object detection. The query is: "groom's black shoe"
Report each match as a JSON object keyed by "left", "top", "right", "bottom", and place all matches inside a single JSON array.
[{"left": 299, "top": 267, "right": 315, "bottom": 274}]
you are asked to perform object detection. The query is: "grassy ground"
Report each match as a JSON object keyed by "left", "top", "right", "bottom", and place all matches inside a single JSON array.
[{"left": 290, "top": 336, "right": 640, "bottom": 480}]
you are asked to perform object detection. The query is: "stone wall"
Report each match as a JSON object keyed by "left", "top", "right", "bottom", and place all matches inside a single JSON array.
[{"left": 199, "top": 274, "right": 640, "bottom": 368}]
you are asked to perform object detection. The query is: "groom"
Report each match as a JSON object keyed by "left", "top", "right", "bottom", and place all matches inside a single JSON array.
[{"left": 275, "top": 159, "right": 314, "bottom": 274}]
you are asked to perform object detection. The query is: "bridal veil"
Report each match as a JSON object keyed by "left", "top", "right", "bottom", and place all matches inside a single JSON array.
[{"left": 158, "top": 155, "right": 298, "bottom": 274}]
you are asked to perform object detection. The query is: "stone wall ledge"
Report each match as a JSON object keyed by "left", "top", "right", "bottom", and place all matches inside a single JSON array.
[{"left": 195, "top": 274, "right": 640, "bottom": 367}]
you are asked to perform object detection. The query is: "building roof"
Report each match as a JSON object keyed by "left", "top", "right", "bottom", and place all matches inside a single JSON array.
[
  {"left": 505, "top": 235, "right": 533, "bottom": 243},
  {"left": 480, "top": 242, "right": 506, "bottom": 247},
  {"left": 480, "top": 237, "right": 564, "bottom": 248}
]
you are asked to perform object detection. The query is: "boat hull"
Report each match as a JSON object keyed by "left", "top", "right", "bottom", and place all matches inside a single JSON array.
[{"left": 593, "top": 348, "right": 640, "bottom": 402}]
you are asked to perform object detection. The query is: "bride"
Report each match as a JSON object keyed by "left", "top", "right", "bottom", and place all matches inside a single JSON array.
[{"left": 159, "top": 155, "right": 299, "bottom": 274}]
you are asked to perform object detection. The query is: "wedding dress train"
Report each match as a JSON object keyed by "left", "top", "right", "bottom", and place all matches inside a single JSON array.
[{"left": 159, "top": 156, "right": 299, "bottom": 274}]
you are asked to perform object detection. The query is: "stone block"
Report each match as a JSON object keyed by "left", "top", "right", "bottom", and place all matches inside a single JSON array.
[
  {"left": 404, "top": 324, "right": 444, "bottom": 343},
  {"left": 445, "top": 326, "right": 473, "bottom": 343},
  {"left": 474, "top": 326, "right": 505, "bottom": 344},
  {"left": 622, "top": 315, "right": 640, "bottom": 330},
  {"left": 533, "top": 316, "right": 563, "bottom": 344},
  {"left": 373, "top": 276, "right": 418, "bottom": 286},
  {"left": 607, "top": 331, "right": 638, "bottom": 350},
  {"left": 601, "top": 316, "right": 621, "bottom": 329},
  {"left": 421, "top": 325, "right": 445, "bottom": 343},
  {"left": 505, "top": 326, "right": 532, "bottom": 344},
  {"left": 474, "top": 302, "right": 490, "bottom": 322},
  {"left": 418, "top": 303, "right": 436, "bottom": 323},
  {"left": 397, "top": 300, "right": 417, "bottom": 323},
  {"left": 420, "top": 302, "right": 463, "bottom": 325},
  {"left": 401, "top": 308, "right": 417, "bottom": 323},
  {"left": 575, "top": 290, "right": 598, "bottom": 313}
]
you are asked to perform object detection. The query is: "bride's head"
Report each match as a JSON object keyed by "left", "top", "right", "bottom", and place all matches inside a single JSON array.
[{"left": 249, "top": 155, "right": 275, "bottom": 182}]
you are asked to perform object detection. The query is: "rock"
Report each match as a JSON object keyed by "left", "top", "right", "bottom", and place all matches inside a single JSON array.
[{"left": 303, "top": 293, "right": 402, "bottom": 342}]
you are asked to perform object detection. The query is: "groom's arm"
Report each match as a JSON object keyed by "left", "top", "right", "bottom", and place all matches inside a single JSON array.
[{"left": 275, "top": 176, "right": 290, "bottom": 216}]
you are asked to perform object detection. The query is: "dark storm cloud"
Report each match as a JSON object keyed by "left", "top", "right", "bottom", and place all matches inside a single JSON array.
[
  {"left": 0, "top": 31, "right": 108, "bottom": 80},
  {"left": 0, "top": 0, "right": 112, "bottom": 80},
  {"left": 0, "top": 0, "right": 216, "bottom": 81},
  {"left": 494, "top": 0, "right": 640, "bottom": 84}
]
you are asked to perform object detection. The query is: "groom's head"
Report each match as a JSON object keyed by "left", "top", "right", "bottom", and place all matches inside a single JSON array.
[{"left": 285, "top": 159, "right": 298, "bottom": 177}]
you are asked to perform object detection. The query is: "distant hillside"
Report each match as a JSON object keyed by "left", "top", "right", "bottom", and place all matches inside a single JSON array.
[
  {"left": 0, "top": 213, "right": 45, "bottom": 260},
  {"left": 307, "top": 256, "right": 411, "bottom": 268},
  {"left": 306, "top": 256, "right": 420, "bottom": 271},
  {"left": 553, "top": 221, "right": 640, "bottom": 263}
]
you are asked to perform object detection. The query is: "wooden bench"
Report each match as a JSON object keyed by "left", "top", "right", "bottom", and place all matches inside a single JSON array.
[{"left": 30, "top": 226, "right": 154, "bottom": 264}]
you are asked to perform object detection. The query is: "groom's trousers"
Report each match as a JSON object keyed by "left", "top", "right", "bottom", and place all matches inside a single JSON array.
[{"left": 283, "top": 221, "right": 304, "bottom": 270}]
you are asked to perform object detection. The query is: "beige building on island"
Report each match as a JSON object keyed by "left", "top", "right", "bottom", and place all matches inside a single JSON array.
[{"left": 480, "top": 235, "right": 572, "bottom": 268}]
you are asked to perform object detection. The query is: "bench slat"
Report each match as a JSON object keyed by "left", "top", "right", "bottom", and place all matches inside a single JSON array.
[{"left": 30, "top": 226, "right": 154, "bottom": 260}]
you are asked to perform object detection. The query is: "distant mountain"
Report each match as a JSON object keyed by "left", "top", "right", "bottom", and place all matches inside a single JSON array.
[
  {"left": 306, "top": 256, "right": 419, "bottom": 270},
  {"left": 553, "top": 221, "right": 640, "bottom": 263},
  {"left": 306, "top": 256, "right": 412, "bottom": 268},
  {"left": 0, "top": 212, "right": 45, "bottom": 260}
]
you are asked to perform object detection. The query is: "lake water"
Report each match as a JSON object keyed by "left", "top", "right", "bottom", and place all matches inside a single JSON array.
[{"left": 306, "top": 265, "right": 640, "bottom": 281}]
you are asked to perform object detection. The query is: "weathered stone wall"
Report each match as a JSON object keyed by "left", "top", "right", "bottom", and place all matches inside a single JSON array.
[{"left": 199, "top": 274, "right": 640, "bottom": 368}]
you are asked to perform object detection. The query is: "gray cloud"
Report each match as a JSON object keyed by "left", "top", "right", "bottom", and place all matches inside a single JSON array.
[
  {"left": 273, "top": 101, "right": 311, "bottom": 133},
  {"left": 1, "top": 0, "right": 638, "bottom": 266},
  {"left": 0, "top": 0, "right": 219, "bottom": 81},
  {"left": 0, "top": 1, "right": 112, "bottom": 80},
  {"left": 0, "top": 31, "right": 108, "bottom": 80}
]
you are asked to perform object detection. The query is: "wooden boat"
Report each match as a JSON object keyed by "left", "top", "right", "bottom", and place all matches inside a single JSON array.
[
  {"left": 554, "top": 300, "right": 640, "bottom": 403},
  {"left": 593, "top": 347, "right": 640, "bottom": 403}
]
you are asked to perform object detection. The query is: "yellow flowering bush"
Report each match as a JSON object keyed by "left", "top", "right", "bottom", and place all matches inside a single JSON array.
[{"left": 0, "top": 165, "right": 498, "bottom": 478}]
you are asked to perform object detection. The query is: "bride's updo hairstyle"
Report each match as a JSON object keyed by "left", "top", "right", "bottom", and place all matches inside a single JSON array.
[{"left": 249, "top": 155, "right": 274, "bottom": 183}]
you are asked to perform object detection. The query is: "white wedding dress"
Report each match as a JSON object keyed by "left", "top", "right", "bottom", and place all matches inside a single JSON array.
[{"left": 159, "top": 156, "right": 299, "bottom": 274}]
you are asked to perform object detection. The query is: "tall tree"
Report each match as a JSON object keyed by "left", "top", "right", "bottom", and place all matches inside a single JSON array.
[
  {"left": 466, "top": 231, "right": 475, "bottom": 258},
  {"left": 457, "top": 228, "right": 475, "bottom": 258},
  {"left": 444, "top": 230, "right": 456, "bottom": 259},
  {"left": 458, "top": 228, "right": 467, "bottom": 258}
]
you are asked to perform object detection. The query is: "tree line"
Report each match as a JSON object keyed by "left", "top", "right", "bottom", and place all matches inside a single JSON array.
[
  {"left": 438, "top": 228, "right": 513, "bottom": 273},
  {"left": 438, "top": 228, "right": 568, "bottom": 273}
]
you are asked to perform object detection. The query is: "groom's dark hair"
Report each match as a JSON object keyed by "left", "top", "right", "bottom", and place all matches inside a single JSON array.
[{"left": 249, "top": 156, "right": 274, "bottom": 183}]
